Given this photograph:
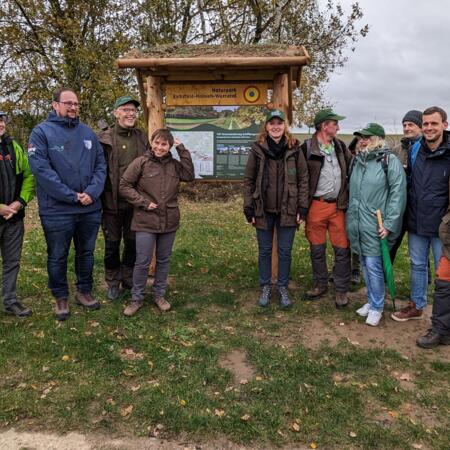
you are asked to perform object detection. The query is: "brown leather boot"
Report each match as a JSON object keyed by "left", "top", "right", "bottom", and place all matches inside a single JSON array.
[
  {"left": 123, "top": 300, "right": 144, "bottom": 317},
  {"left": 154, "top": 297, "right": 171, "bottom": 312},
  {"left": 75, "top": 292, "right": 100, "bottom": 310},
  {"left": 304, "top": 284, "right": 328, "bottom": 300},
  {"left": 335, "top": 292, "right": 349, "bottom": 309},
  {"left": 55, "top": 298, "right": 70, "bottom": 321}
]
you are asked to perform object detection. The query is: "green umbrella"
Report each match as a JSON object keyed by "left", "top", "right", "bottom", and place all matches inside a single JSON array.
[{"left": 377, "top": 210, "right": 396, "bottom": 310}]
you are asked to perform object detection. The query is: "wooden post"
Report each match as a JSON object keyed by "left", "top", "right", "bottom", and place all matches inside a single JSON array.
[
  {"left": 271, "top": 73, "right": 290, "bottom": 282},
  {"left": 146, "top": 75, "right": 165, "bottom": 277},
  {"left": 147, "top": 75, "right": 164, "bottom": 134}
]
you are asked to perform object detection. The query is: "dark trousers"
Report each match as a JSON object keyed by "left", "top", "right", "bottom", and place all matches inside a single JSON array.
[
  {"left": 433, "top": 256, "right": 450, "bottom": 336},
  {"left": 256, "top": 213, "right": 296, "bottom": 288},
  {"left": 0, "top": 220, "right": 24, "bottom": 307},
  {"left": 41, "top": 211, "right": 101, "bottom": 299},
  {"left": 131, "top": 231, "right": 176, "bottom": 301},
  {"left": 102, "top": 209, "right": 135, "bottom": 288}
]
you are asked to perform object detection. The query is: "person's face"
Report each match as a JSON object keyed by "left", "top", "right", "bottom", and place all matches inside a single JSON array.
[
  {"left": 152, "top": 137, "right": 171, "bottom": 158},
  {"left": 114, "top": 103, "right": 138, "bottom": 128},
  {"left": 266, "top": 118, "right": 285, "bottom": 141},
  {"left": 359, "top": 135, "right": 371, "bottom": 148},
  {"left": 322, "top": 120, "right": 340, "bottom": 138},
  {"left": 52, "top": 90, "right": 79, "bottom": 119},
  {"left": 403, "top": 121, "right": 422, "bottom": 139},
  {"left": 0, "top": 117, "right": 6, "bottom": 137},
  {"left": 422, "top": 112, "right": 448, "bottom": 145}
]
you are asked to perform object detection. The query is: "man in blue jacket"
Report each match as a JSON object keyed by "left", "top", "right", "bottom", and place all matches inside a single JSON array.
[
  {"left": 28, "top": 88, "right": 106, "bottom": 320},
  {"left": 392, "top": 106, "right": 450, "bottom": 322}
]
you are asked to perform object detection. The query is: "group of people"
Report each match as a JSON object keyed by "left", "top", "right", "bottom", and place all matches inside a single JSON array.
[
  {"left": 0, "top": 87, "right": 449, "bottom": 350},
  {"left": 0, "top": 87, "right": 194, "bottom": 321},
  {"left": 244, "top": 106, "right": 450, "bottom": 349}
]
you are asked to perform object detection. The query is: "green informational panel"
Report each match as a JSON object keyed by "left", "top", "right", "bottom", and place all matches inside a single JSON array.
[{"left": 166, "top": 105, "right": 265, "bottom": 180}]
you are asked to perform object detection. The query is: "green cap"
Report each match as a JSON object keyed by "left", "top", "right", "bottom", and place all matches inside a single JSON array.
[
  {"left": 353, "top": 123, "right": 385, "bottom": 138},
  {"left": 313, "top": 108, "right": 345, "bottom": 127},
  {"left": 266, "top": 109, "right": 285, "bottom": 122},
  {"left": 114, "top": 96, "right": 140, "bottom": 109}
]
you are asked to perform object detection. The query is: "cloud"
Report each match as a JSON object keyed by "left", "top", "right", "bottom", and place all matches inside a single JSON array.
[{"left": 324, "top": 0, "right": 450, "bottom": 133}]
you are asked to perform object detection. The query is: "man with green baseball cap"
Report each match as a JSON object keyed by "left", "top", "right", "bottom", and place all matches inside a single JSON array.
[
  {"left": 97, "top": 96, "right": 149, "bottom": 300},
  {"left": 313, "top": 108, "right": 346, "bottom": 128},
  {"left": 301, "top": 108, "right": 352, "bottom": 309}
]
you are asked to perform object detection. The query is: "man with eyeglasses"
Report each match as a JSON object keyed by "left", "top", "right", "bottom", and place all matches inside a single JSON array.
[
  {"left": 97, "top": 96, "right": 149, "bottom": 300},
  {"left": 301, "top": 109, "right": 352, "bottom": 309},
  {"left": 28, "top": 87, "right": 106, "bottom": 320},
  {"left": 0, "top": 112, "right": 34, "bottom": 317}
]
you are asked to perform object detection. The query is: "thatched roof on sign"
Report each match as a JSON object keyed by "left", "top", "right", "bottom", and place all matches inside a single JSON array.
[
  {"left": 125, "top": 44, "right": 307, "bottom": 59},
  {"left": 117, "top": 44, "right": 310, "bottom": 75}
]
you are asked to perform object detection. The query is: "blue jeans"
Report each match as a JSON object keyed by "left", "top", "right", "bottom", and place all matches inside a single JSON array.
[
  {"left": 41, "top": 211, "right": 101, "bottom": 299},
  {"left": 256, "top": 213, "right": 296, "bottom": 288},
  {"left": 408, "top": 233, "right": 442, "bottom": 310},
  {"left": 361, "top": 256, "right": 385, "bottom": 312}
]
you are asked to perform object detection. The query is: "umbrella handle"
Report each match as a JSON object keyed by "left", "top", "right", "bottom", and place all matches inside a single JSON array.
[{"left": 376, "top": 209, "right": 383, "bottom": 228}]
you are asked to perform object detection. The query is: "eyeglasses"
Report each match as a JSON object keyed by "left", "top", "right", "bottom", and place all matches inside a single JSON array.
[
  {"left": 118, "top": 108, "right": 138, "bottom": 114},
  {"left": 58, "top": 101, "right": 80, "bottom": 109}
]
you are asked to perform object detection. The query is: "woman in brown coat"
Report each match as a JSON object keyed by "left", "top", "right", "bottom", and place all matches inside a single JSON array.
[
  {"left": 119, "top": 129, "right": 194, "bottom": 316},
  {"left": 243, "top": 110, "right": 309, "bottom": 308}
]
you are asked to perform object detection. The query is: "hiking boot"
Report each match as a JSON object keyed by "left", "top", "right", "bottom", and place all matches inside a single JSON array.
[
  {"left": 75, "top": 292, "right": 101, "bottom": 310},
  {"left": 335, "top": 292, "right": 349, "bottom": 309},
  {"left": 4, "top": 301, "right": 32, "bottom": 318},
  {"left": 391, "top": 303, "right": 423, "bottom": 322},
  {"left": 257, "top": 285, "right": 271, "bottom": 307},
  {"left": 356, "top": 303, "right": 370, "bottom": 317},
  {"left": 106, "top": 284, "right": 121, "bottom": 301},
  {"left": 123, "top": 300, "right": 144, "bottom": 317},
  {"left": 351, "top": 269, "right": 361, "bottom": 285},
  {"left": 366, "top": 310, "right": 382, "bottom": 327},
  {"left": 54, "top": 298, "right": 70, "bottom": 321},
  {"left": 154, "top": 297, "right": 171, "bottom": 312},
  {"left": 304, "top": 284, "right": 327, "bottom": 300},
  {"left": 416, "top": 329, "right": 450, "bottom": 349},
  {"left": 278, "top": 287, "right": 292, "bottom": 309}
]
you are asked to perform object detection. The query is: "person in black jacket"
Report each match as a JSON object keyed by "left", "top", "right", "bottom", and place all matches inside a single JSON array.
[{"left": 392, "top": 106, "right": 450, "bottom": 322}]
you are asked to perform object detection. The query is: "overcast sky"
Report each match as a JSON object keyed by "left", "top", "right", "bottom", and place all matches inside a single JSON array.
[{"left": 322, "top": 0, "right": 450, "bottom": 134}]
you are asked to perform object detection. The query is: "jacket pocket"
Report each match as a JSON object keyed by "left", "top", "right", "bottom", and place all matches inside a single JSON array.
[
  {"left": 253, "top": 191, "right": 263, "bottom": 217},
  {"left": 166, "top": 202, "right": 180, "bottom": 229}
]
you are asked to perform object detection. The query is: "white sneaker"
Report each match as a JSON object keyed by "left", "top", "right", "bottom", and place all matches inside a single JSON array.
[
  {"left": 366, "top": 310, "right": 382, "bottom": 327},
  {"left": 356, "top": 303, "right": 370, "bottom": 317}
]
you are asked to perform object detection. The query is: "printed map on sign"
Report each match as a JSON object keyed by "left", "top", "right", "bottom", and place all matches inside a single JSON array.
[{"left": 171, "top": 131, "right": 214, "bottom": 178}]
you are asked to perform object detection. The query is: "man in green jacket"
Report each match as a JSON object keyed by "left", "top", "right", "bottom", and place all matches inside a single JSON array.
[
  {"left": 0, "top": 112, "right": 35, "bottom": 317},
  {"left": 98, "top": 96, "right": 148, "bottom": 300}
]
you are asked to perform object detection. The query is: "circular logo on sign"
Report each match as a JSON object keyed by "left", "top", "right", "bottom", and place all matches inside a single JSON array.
[{"left": 244, "top": 86, "right": 260, "bottom": 103}]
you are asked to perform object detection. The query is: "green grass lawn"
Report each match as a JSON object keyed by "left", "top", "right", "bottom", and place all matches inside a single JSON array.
[{"left": 0, "top": 198, "right": 449, "bottom": 449}]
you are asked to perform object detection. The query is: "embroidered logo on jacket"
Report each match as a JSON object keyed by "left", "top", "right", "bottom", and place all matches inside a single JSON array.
[{"left": 84, "top": 140, "right": 92, "bottom": 150}]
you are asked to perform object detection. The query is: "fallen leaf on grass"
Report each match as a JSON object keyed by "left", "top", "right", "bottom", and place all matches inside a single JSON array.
[
  {"left": 130, "top": 385, "right": 141, "bottom": 392},
  {"left": 120, "top": 405, "right": 133, "bottom": 417},
  {"left": 399, "top": 373, "right": 412, "bottom": 382},
  {"left": 290, "top": 422, "right": 300, "bottom": 432},
  {"left": 120, "top": 348, "right": 144, "bottom": 361},
  {"left": 200, "top": 267, "right": 209, "bottom": 273},
  {"left": 214, "top": 409, "right": 225, "bottom": 417},
  {"left": 346, "top": 337, "right": 360, "bottom": 346},
  {"left": 239, "top": 379, "right": 248, "bottom": 385},
  {"left": 349, "top": 431, "right": 357, "bottom": 438},
  {"left": 61, "top": 355, "right": 71, "bottom": 361},
  {"left": 388, "top": 411, "right": 399, "bottom": 418},
  {"left": 240, "top": 414, "right": 251, "bottom": 421},
  {"left": 411, "top": 444, "right": 422, "bottom": 449},
  {"left": 310, "top": 443, "right": 318, "bottom": 449},
  {"left": 180, "top": 399, "right": 187, "bottom": 406}
]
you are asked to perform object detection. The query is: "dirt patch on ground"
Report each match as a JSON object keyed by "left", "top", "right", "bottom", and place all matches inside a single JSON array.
[
  {"left": 218, "top": 349, "right": 256, "bottom": 384},
  {"left": 249, "top": 294, "right": 450, "bottom": 362},
  {"left": 0, "top": 429, "right": 308, "bottom": 450}
]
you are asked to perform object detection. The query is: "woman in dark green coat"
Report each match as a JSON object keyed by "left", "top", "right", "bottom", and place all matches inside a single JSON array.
[{"left": 346, "top": 123, "right": 406, "bottom": 326}]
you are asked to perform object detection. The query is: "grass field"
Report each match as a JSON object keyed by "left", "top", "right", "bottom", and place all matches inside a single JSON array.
[{"left": 0, "top": 197, "right": 449, "bottom": 449}]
